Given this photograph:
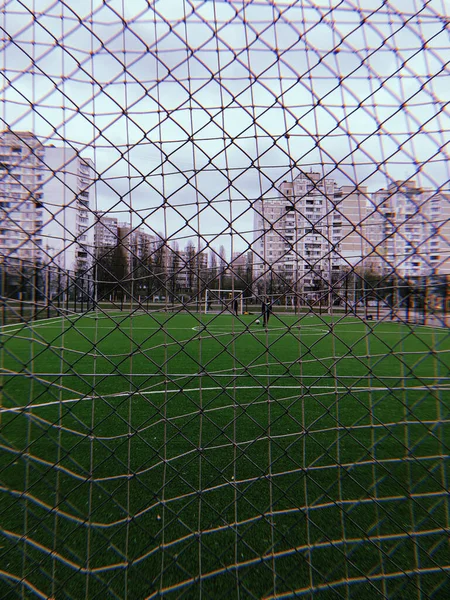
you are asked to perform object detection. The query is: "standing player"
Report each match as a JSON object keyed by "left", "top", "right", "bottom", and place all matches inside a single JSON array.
[{"left": 261, "top": 297, "right": 272, "bottom": 326}]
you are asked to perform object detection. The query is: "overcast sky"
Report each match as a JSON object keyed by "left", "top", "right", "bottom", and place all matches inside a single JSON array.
[{"left": 1, "top": 0, "right": 449, "bottom": 253}]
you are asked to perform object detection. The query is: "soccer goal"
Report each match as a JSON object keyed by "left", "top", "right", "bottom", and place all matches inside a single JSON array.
[{"left": 204, "top": 289, "right": 245, "bottom": 314}]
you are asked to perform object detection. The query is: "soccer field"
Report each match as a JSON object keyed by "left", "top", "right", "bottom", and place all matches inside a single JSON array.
[{"left": 1, "top": 310, "right": 450, "bottom": 599}]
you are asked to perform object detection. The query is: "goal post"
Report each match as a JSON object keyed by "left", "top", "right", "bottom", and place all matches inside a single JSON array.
[{"left": 204, "top": 289, "right": 245, "bottom": 314}]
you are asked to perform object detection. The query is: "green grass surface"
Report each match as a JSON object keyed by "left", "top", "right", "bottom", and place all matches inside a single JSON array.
[{"left": 1, "top": 310, "right": 450, "bottom": 599}]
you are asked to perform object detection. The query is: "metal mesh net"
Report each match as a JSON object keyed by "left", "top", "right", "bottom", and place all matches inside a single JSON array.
[{"left": 1, "top": 1, "right": 449, "bottom": 598}]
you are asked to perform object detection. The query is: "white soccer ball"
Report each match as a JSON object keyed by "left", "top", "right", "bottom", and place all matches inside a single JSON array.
[{"left": 255, "top": 319, "right": 260, "bottom": 324}]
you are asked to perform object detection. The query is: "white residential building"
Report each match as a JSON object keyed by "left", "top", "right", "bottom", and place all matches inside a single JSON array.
[
  {"left": 0, "top": 131, "right": 95, "bottom": 273},
  {"left": 253, "top": 170, "right": 369, "bottom": 295},
  {"left": 369, "top": 181, "right": 450, "bottom": 277},
  {"left": 171, "top": 245, "right": 209, "bottom": 292},
  {"left": 117, "top": 224, "right": 162, "bottom": 267},
  {"left": 42, "top": 146, "right": 95, "bottom": 272},
  {"left": 94, "top": 212, "right": 120, "bottom": 248},
  {"left": 0, "top": 131, "right": 45, "bottom": 265},
  {"left": 94, "top": 216, "right": 170, "bottom": 275}
]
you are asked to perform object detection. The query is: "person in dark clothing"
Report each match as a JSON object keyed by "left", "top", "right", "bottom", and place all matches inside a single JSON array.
[
  {"left": 261, "top": 298, "right": 272, "bottom": 326},
  {"left": 234, "top": 298, "right": 239, "bottom": 315}
]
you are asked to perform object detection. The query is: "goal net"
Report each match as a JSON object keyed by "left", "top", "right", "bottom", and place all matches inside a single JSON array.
[
  {"left": 1, "top": 1, "right": 449, "bottom": 599},
  {"left": 204, "top": 289, "right": 245, "bottom": 314}
]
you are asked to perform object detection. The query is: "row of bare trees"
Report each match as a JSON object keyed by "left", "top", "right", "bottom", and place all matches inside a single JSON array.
[
  {"left": 92, "top": 240, "right": 254, "bottom": 305},
  {"left": 2, "top": 248, "right": 447, "bottom": 320}
]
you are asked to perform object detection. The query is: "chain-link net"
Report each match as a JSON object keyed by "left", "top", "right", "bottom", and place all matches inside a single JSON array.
[{"left": 1, "top": 1, "right": 450, "bottom": 598}]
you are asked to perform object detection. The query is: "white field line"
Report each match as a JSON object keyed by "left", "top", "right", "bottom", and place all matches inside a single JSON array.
[
  {"left": 2, "top": 382, "right": 450, "bottom": 415},
  {"left": 0, "top": 314, "right": 68, "bottom": 333}
]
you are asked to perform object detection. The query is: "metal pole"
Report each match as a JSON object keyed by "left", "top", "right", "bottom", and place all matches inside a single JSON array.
[
  {"left": 406, "top": 279, "right": 410, "bottom": 323},
  {"left": 1, "top": 259, "right": 5, "bottom": 326},
  {"left": 345, "top": 271, "right": 348, "bottom": 314},
  {"left": 20, "top": 258, "right": 24, "bottom": 320},
  {"left": 445, "top": 275, "right": 450, "bottom": 327},
  {"left": 73, "top": 270, "right": 77, "bottom": 314},
  {"left": 57, "top": 266, "right": 61, "bottom": 309},
  {"left": 33, "top": 264, "right": 38, "bottom": 321},
  {"left": 46, "top": 266, "right": 51, "bottom": 319}
]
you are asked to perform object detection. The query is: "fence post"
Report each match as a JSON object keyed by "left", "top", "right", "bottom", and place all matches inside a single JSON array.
[
  {"left": 57, "top": 267, "right": 61, "bottom": 309},
  {"left": 33, "top": 265, "right": 38, "bottom": 321},
  {"left": 423, "top": 276, "right": 428, "bottom": 325},
  {"left": 46, "top": 267, "right": 51, "bottom": 319},
  {"left": 1, "top": 260, "right": 5, "bottom": 326},
  {"left": 406, "top": 281, "right": 411, "bottom": 323},
  {"left": 20, "top": 259, "right": 24, "bottom": 320},
  {"left": 446, "top": 275, "right": 450, "bottom": 327}
]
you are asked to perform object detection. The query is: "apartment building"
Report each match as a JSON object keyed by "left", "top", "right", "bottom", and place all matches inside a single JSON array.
[
  {"left": 0, "top": 131, "right": 95, "bottom": 272},
  {"left": 369, "top": 181, "right": 450, "bottom": 277},
  {"left": 0, "top": 131, "right": 45, "bottom": 265},
  {"left": 253, "top": 170, "right": 369, "bottom": 294},
  {"left": 94, "top": 212, "right": 120, "bottom": 248},
  {"left": 43, "top": 146, "right": 95, "bottom": 271},
  {"left": 117, "top": 224, "right": 162, "bottom": 267},
  {"left": 231, "top": 251, "right": 248, "bottom": 272},
  {"left": 171, "top": 245, "right": 209, "bottom": 293}
]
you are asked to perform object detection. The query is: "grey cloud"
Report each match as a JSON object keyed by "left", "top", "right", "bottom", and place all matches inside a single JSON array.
[{"left": 1, "top": 0, "right": 448, "bottom": 256}]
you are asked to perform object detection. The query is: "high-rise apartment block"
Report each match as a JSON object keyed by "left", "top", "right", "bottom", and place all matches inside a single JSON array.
[
  {"left": 94, "top": 215, "right": 169, "bottom": 280},
  {"left": 117, "top": 224, "right": 162, "bottom": 266},
  {"left": 253, "top": 171, "right": 450, "bottom": 289},
  {"left": 94, "top": 214, "right": 165, "bottom": 262},
  {"left": 253, "top": 171, "right": 369, "bottom": 293},
  {"left": 3, "top": 135, "right": 449, "bottom": 289},
  {"left": 169, "top": 246, "right": 209, "bottom": 293},
  {"left": 0, "top": 132, "right": 45, "bottom": 264},
  {"left": 94, "top": 213, "right": 119, "bottom": 249},
  {"left": 368, "top": 181, "right": 450, "bottom": 277},
  {"left": 0, "top": 131, "right": 95, "bottom": 272},
  {"left": 42, "top": 147, "right": 95, "bottom": 271}
]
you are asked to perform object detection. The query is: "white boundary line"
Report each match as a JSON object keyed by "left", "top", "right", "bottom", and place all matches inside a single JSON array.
[
  {"left": 0, "top": 314, "right": 71, "bottom": 335},
  {"left": 2, "top": 313, "right": 448, "bottom": 337}
]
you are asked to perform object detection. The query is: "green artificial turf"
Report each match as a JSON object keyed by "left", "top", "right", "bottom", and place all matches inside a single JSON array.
[{"left": 1, "top": 309, "right": 449, "bottom": 599}]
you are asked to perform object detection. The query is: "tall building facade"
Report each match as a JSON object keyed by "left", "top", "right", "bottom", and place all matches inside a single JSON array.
[
  {"left": 94, "top": 215, "right": 168, "bottom": 282},
  {"left": 166, "top": 243, "right": 209, "bottom": 293},
  {"left": 369, "top": 181, "right": 450, "bottom": 278},
  {"left": 42, "top": 147, "right": 95, "bottom": 272},
  {"left": 94, "top": 212, "right": 119, "bottom": 249},
  {"left": 117, "top": 224, "right": 161, "bottom": 266},
  {"left": 0, "top": 131, "right": 45, "bottom": 264},
  {"left": 253, "top": 171, "right": 369, "bottom": 295},
  {"left": 0, "top": 131, "right": 95, "bottom": 273}
]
